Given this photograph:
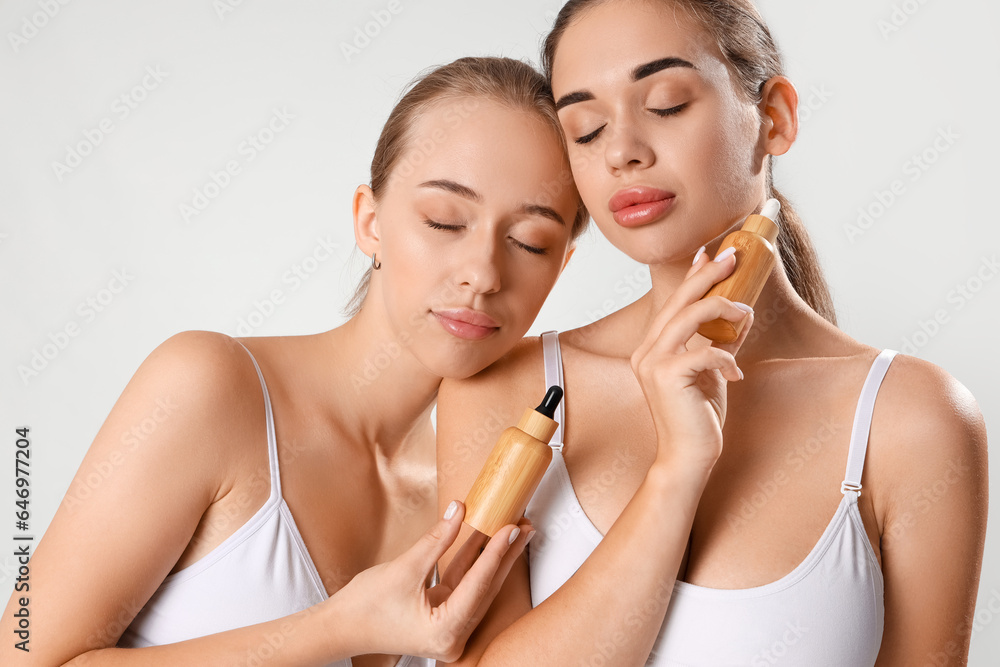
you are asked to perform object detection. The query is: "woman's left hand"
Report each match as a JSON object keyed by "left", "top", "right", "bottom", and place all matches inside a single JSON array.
[{"left": 330, "top": 500, "right": 530, "bottom": 662}]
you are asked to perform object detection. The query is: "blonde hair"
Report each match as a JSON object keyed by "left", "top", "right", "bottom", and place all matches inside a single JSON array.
[{"left": 345, "top": 56, "right": 589, "bottom": 317}]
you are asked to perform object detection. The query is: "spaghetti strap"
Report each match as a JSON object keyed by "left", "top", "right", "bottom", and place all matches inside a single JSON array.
[
  {"left": 235, "top": 341, "right": 282, "bottom": 501},
  {"left": 540, "top": 331, "right": 565, "bottom": 450},
  {"left": 841, "top": 349, "right": 898, "bottom": 496}
]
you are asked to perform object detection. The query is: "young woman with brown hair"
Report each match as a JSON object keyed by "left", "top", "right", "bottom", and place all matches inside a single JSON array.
[{"left": 437, "top": 2, "right": 988, "bottom": 664}]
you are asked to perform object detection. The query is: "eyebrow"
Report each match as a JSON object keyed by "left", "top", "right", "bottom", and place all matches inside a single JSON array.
[
  {"left": 521, "top": 204, "right": 566, "bottom": 227},
  {"left": 633, "top": 56, "right": 696, "bottom": 81},
  {"left": 419, "top": 179, "right": 482, "bottom": 202},
  {"left": 419, "top": 179, "right": 565, "bottom": 226},
  {"left": 554, "top": 56, "right": 698, "bottom": 111}
]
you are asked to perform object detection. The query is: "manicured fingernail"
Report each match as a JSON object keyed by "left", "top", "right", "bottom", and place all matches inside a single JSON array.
[
  {"left": 525, "top": 530, "right": 536, "bottom": 545},
  {"left": 714, "top": 247, "right": 737, "bottom": 263},
  {"left": 692, "top": 246, "right": 706, "bottom": 266},
  {"left": 508, "top": 527, "right": 520, "bottom": 545},
  {"left": 733, "top": 302, "right": 754, "bottom": 315},
  {"left": 737, "top": 367, "right": 745, "bottom": 381},
  {"left": 443, "top": 501, "right": 458, "bottom": 520}
]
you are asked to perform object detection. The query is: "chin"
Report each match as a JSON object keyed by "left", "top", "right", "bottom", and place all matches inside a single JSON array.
[
  {"left": 418, "top": 339, "right": 502, "bottom": 381},
  {"left": 599, "top": 223, "right": 701, "bottom": 266}
]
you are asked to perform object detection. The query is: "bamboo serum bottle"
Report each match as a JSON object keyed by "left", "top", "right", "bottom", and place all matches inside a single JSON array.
[
  {"left": 698, "top": 198, "right": 781, "bottom": 343},
  {"left": 463, "top": 386, "right": 563, "bottom": 537}
]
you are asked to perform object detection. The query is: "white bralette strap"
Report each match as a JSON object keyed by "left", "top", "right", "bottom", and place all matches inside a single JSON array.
[
  {"left": 235, "top": 340, "right": 282, "bottom": 501},
  {"left": 842, "top": 349, "right": 898, "bottom": 496},
  {"left": 540, "top": 331, "right": 565, "bottom": 450}
]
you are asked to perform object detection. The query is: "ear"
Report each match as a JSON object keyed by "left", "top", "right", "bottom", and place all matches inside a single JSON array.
[
  {"left": 353, "top": 184, "right": 380, "bottom": 257},
  {"left": 560, "top": 244, "right": 577, "bottom": 273},
  {"left": 758, "top": 76, "right": 798, "bottom": 157}
]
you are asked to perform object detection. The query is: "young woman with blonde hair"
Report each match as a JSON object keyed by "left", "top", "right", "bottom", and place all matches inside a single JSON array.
[{"left": 1, "top": 57, "right": 588, "bottom": 666}]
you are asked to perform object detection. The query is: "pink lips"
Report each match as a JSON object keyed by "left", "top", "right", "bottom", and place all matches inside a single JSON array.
[
  {"left": 608, "top": 186, "right": 676, "bottom": 228},
  {"left": 433, "top": 309, "right": 500, "bottom": 341}
]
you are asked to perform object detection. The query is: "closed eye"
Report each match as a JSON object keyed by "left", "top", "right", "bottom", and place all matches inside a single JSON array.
[
  {"left": 424, "top": 219, "right": 464, "bottom": 232},
  {"left": 649, "top": 102, "right": 688, "bottom": 117},
  {"left": 575, "top": 124, "right": 606, "bottom": 145},
  {"left": 510, "top": 237, "right": 547, "bottom": 256}
]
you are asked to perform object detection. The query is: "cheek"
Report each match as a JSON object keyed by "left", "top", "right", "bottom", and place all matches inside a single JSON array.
[
  {"left": 508, "top": 262, "right": 562, "bottom": 318},
  {"left": 690, "top": 103, "right": 762, "bottom": 211},
  {"left": 569, "top": 151, "right": 607, "bottom": 216}
]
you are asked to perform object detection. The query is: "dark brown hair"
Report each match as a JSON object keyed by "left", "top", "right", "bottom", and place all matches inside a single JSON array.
[
  {"left": 345, "top": 56, "right": 590, "bottom": 317},
  {"left": 542, "top": 0, "right": 837, "bottom": 324}
]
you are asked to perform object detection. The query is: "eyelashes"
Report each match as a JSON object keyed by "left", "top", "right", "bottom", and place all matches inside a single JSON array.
[
  {"left": 576, "top": 125, "right": 606, "bottom": 145},
  {"left": 423, "top": 220, "right": 547, "bottom": 256},
  {"left": 424, "top": 219, "right": 462, "bottom": 232},
  {"left": 650, "top": 102, "right": 689, "bottom": 118},
  {"left": 573, "top": 102, "right": 689, "bottom": 145}
]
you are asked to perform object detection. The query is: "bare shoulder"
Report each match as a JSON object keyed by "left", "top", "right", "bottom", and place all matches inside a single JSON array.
[
  {"left": 145, "top": 329, "right": 258, "bottom": 393},
  {"left": 870, "top": 353, "right": 987, "bottom": 504},
  {"left": 102, "top": 329, "right": 266, "bottom": 481},
  {"left": 439, "top": 335, "right": 549, "bottom": 426},
  {"left": 437, "top": 336, "right": 548, "bottom": 504}
]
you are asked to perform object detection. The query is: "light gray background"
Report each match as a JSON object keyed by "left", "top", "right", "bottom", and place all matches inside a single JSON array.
[{"left": 2, "top": 0, "right": 997, "bottom": 661}]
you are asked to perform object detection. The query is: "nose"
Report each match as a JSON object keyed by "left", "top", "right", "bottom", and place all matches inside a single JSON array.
[
  {"left": 456, "top": 233, "right": 502, "bottom": 295},
  {"left": 604, "top": 117, "right": 655, "bottom": 175}
]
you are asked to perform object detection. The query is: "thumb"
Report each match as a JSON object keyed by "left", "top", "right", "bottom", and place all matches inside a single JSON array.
[{"left": 398, "top": 500, "right": 465, "bottom": 579}]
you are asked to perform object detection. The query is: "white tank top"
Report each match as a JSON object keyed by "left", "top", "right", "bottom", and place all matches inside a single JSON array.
[
  {"left": 526, "top": 331, "right": 895, "bottom": 665},
  {"left": 118, "top": 343, "right": 428, "bottom": 667}
]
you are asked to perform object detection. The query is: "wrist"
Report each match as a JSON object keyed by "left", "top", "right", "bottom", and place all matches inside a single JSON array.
[
  {"left": 316, "top": 588, "right": 367, "bottom": 661},
  {"left": 647, "top": 450, "right": 716, "bottom": 494}
]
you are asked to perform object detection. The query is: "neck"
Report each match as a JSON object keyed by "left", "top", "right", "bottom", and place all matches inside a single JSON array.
[
  {"left": 322, "top": 304, "right": 441, "bottom": 461},
  {"left": 625, "top": 254, "right": 816, "bottom": 363}
]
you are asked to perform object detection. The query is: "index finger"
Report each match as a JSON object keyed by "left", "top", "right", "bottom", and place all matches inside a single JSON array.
[
  {"left": 433, "top": 523, "right": 526, "bottom": 635},
  {"left": 634, "top": 250, "right": 737, "bottom": 360}
]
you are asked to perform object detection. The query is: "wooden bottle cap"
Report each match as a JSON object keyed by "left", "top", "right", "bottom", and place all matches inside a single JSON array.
[
  {"left": 742, "top": 213, "right": 780, "bottom": 245},
  {"left": 517, "top": 408, "right": 558, "bottom": 444}
]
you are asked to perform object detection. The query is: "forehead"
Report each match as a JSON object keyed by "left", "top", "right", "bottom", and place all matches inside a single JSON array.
[
  {"left": 551, "top": 0, "right": 727, "bottom": 94},
  {"left": 394, "top": 97, "right": 566, "bottom": 180},
  {"left": 390, "top": 97, "right": 573, "bottom": 200}
]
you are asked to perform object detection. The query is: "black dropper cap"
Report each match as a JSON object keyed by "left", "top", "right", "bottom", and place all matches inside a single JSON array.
[{"left": 534, "top": 386, "right": 564, "bottom": 418}]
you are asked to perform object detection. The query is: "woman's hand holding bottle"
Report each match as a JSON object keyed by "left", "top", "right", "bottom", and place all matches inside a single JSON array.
[
  {"left": 328, "top": 500, "right": 529, "bottom": 662},
  {"left": 630, "top": 249, "right": 754, "bottom": 472}
]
